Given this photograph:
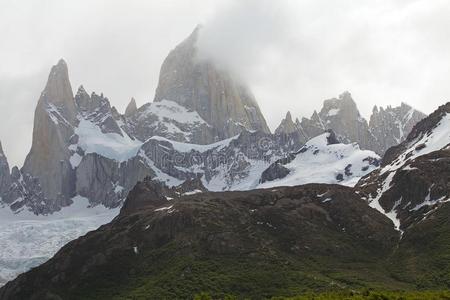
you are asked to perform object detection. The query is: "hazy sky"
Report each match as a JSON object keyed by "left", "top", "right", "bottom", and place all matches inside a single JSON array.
[{"left": 1, "top": 0, "right": 449, "bottom": 166}]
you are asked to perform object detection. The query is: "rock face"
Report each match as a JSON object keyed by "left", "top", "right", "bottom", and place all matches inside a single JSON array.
[
  {"left": 274, "top": 112, "right": 309, "bottom": 148},
  {"left": 0, "top": 141, "right": 10, "bottom": 197},
  {"left": 275, "top": 112, "right": 298, "bottom": 135},
  {"left": 288, "top": 92, "right": 426, "bottom": 155},
  {"left": 0, "top": 181, "right": 400, "bottom": 299},
  {"left": 369, "top": 102, "right": 426, "bottom": 155},
  {"left": 153, "top": 27, "right": 270, "bottom": 142},
  {"left": 21, "top": 59, "right": 77, "bottom": 207},
  {"left": 300, "top": 91, "right": 379, "bottom": 152},
  {"left": 357, "top": 102, "right": 450, "bottom": 231},
  {"left": 124, "top": 98, "right": 137, "bottom": 117}
]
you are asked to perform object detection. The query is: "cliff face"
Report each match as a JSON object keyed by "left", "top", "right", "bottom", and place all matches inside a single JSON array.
[
  {"left": 288, "top": 92, "right": 426, "bottom": 155},
  {"left": 154, "top": 27, "right": 270, "bottom": 142},
  {"left": 21, "top": 59, "right": 77, "bottom": 206},
  {"left": 369, "top": 102, "right": 426, "bottom": 154},
  {"left": 0, "top": 141, "right": 10, "bottom": 197}
]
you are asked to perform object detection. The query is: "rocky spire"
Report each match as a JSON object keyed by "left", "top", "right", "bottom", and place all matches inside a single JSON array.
[
  {"left": 275, "top": 111, "right": 298, "bottom": 135},
  {"left": 22, "top": 59, "right": 77, "bottom": 204},
  {"left": 40, "top": 59, "right": 77, "bottom": 124},
  {"left": 369, "top": 102, "right": 427, "bottom": 155},
  {"left": 0, "top": 140, "right": 11, "bottom": 197},
  {"left": 125, "top": 98, "right": 138, "bottom": 117},
  {"left": 153, "top": 26, "right": 270, "bottom": 141}
]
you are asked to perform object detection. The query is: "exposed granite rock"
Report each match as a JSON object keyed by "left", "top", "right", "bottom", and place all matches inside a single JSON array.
[
  {"left": 75, "top": 153, "right": 155, "bottom": 208},
  {"left": 153, "top": 27, "right": 270, "bottom": 142},
  {"left": 301, "top": 92, "right": 379, "bottom": 152},
  {"left": 274, "top": 112, "right": 309, "bottom": 148},
  {"left": 2, "top": 167, "right": 55, "bottom": 215},
  {"left": 357, "top": 102, "right": 450, "bottom": 231},
  {"left": 297, "top": 92, "right": 426, "bottom": 155},
  {"left": 259, "top": 162, "right": 290, "bottom": 183},
  {"left": 21, "top": 59, "right": 77, "bottom": 204},
  {"left": 75, "top": 87, "right": 124, "bottom": 137},
  {"left": 124, "top": 98, "right": 138, "bottom": 117},
  {"left": 0, "top": 141, "right": 10, "bottom": 198},
  {"left": 369, "top": 102, "right": 426, "bottom": 155}
]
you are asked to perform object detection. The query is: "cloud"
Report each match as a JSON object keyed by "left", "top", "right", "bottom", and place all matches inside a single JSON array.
[
  {"left": 1, "top": 0, "right": 450, "bottom": 166},
  {"left": 196, "top": 0, "right": 450, "bottom": 128}
]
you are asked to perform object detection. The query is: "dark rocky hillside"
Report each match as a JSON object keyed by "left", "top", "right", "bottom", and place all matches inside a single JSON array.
[{"left": 0, "top": 181, "right": 402, "bottom": 299}]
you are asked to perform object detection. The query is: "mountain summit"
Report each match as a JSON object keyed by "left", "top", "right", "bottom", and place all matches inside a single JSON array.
[
  {"left": 22, "top": 58, "right": 77, "bottom": 206},
  {"left": 154, "top": 27, "right": 270, "bottom": 141}
]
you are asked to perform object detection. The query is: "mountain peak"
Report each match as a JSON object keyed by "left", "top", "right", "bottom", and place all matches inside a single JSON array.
[
  {"left": 339, "top": 91, "right": 353, "bottom": 101},
  {"left": 285, "top": 111, "right": 293, "bottom": 122},
  {"left": 125, "top": 97, "right": 138, "bottom": 117},
  {"left": 153, "top": 26, "right": 270, "bottom": 141},
  {"left": 275, "top": 111, "right": 298, "bottom": 135},
  {"left": 0, "top": 139, "right": 11, "bottom": 197},
  {"left": 40, "top": 59, "right": 76, "bottom": 123}
]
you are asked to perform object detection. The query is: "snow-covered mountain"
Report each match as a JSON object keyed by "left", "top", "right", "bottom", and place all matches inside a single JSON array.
[
  {"left": 153, "top": 26, "right": 270, "bottom": 141},
  {"left": 358, "top": 102, "right": 450, "bottom": 232},
  {"left": 278, "top": 92, "right": 426, "bottom": 155},
  {"left": 369, "top": 102, "right": 426, "bottom": 154},
  {"left": 259, "top": 131, "right": 380, "bottom": 188}
]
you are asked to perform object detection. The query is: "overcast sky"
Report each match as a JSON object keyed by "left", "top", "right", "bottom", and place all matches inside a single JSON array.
[{"left": 1, "top": 0, "right": 449, "bottom": 166}]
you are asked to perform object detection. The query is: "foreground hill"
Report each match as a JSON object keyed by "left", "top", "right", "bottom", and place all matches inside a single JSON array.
[{"left": 0, "top": 182, "right": 401, "bottom": 299}]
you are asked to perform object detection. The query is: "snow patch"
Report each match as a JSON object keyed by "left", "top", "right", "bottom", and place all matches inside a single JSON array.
[{"left": 75, "top": 118, "right": 142, "bottom": 162}]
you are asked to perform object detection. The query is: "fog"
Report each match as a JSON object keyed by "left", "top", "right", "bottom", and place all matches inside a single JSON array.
[{"left": 1, "top": 0, "right": 449, "bottom": 166}]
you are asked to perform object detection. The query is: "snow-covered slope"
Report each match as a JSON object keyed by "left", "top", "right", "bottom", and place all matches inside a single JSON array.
[
  {"left": 126, "top": 99, "right": 215, "bottom": 144},
  {"left": 258, "top": 132, "right": 380, "bottom": 189},
  {"left": 0, "top": 197, "right": 119, "bottom": 287},
  {"left": 382, "top": 113, "right": 450, "bottom": 174},
  {"left": 73, "top": 118, "right": 142, "bottom": 164},
  {"left": 358, "top": 103, "right": 450, "bottom": 232},
  {"left": 369, "top": 102, "right": 426, "bottom": 154}
]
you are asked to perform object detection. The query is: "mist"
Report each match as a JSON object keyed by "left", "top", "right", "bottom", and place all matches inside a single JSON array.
[{"left": 1, "top": 0, "right": 450, "bottom": 167}]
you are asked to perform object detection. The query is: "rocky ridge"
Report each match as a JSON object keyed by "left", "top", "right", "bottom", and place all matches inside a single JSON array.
[{"left": 278, "top": 92, "right": 426, "bottom": 155}]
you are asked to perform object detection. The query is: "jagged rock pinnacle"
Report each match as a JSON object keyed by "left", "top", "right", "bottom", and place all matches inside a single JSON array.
[
  {"left": 153, "top": 26, "right": 270, "bottom": 141},
  {"left": 125, "top": 98, "right": 138, "bottom": 117}
]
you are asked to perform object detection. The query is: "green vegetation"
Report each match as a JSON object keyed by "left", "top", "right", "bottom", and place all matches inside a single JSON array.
[{"left": 192, "top": 290, "right": 450, "bottom": 300}]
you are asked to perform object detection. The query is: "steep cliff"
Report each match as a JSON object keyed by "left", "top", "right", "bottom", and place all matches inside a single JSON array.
[
  {"left": 153, "top": 27, "right": 270, "bottom": 142},
  {"left": 21, "top": 59, "right": 77, "bottom": 206}
]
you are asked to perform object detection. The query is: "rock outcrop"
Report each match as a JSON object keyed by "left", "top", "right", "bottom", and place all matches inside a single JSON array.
[
  {"left": 369, "top": 102, "right": 426, "bottom": 155},
  {"left": 274, "top": 112, "right": 309, "bottom": 148},
  {"left": 357, "top": 102, "right": 450, "bottom": 231},
  {"left": 124, "top": 97, "right": 138, "bottom": 117},
  {"left": 0, "top": 141, "right": 10, "bottom": 198},
  {"left": 294, "top": 92, "right": 426, "bottom": 155},
  {"left": 21, "top": 59, "right": 77, "bottom": 207},
  {"left": 300, "top": 91, "right": 379, "bottom": 152},
  {"left": 153, "top": 27, "right": 270, "bottom": 142}
]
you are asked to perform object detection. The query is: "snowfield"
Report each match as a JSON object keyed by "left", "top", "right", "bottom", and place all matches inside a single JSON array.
[
  {"left": 0, "top": 196, "right": 119, "bottom": 287},
  {"left": 258, "top": 133, "right": 380, "bottom": 189},
  {"left": 75, "top": 118, "right": 142, "bottom": 163}
]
